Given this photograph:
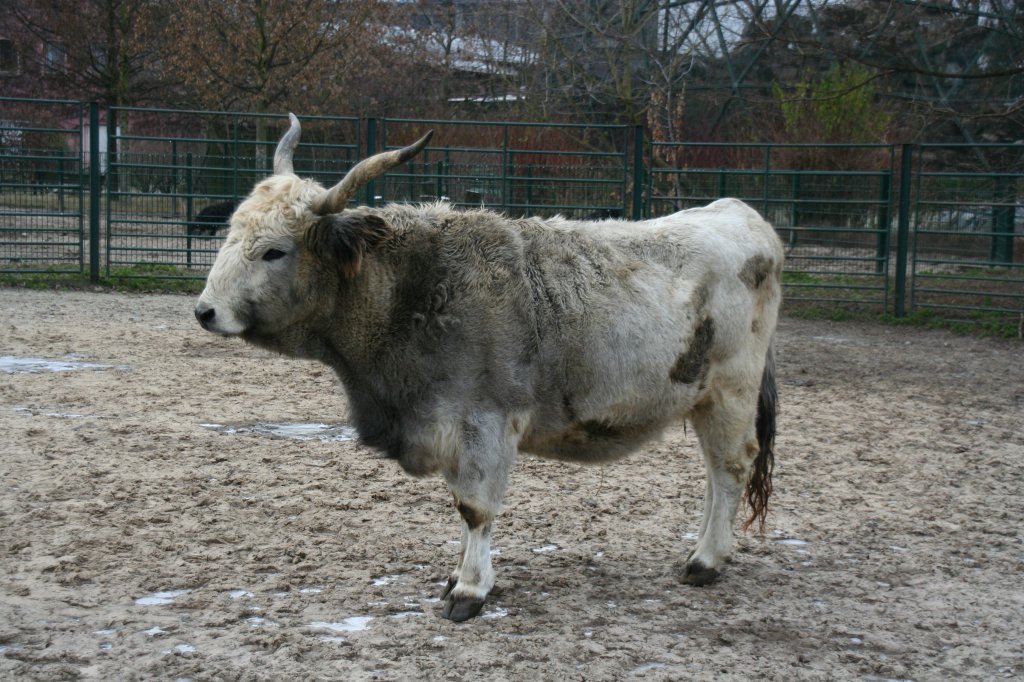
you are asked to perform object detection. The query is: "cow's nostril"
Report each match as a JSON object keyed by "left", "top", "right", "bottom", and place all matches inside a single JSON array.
[{"left": 195, "top": 305, "right": 216, "bottom": 327}]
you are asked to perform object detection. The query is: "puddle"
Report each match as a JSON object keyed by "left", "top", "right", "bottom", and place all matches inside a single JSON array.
[
  {"left": 142, "top": 626, "right": 168, "bottom": 636},
  {"left": 630, "top": 662, "right": 667, "bottom": 676},
  {"left": 13, "top": 406, "right": 87, "bottom": 419},
  {"left": 481, "top": 607, "right": 509, "bottom": 619},
  {"left": 162, "top": 644, "right": 195, "bottom": 655},
  {"left": 228, "top": 590, "right": 254, "bottom": 599},
  {"left": 135, "top": 589, "right": 190, "bottom": 606},
  {"left": 201, "top": 421, "right": 357, "bottom": 442},
  {"left": 0, "top": 355, "right": 123, "bottom": 374},
  {"left": 388, "top": 611, "right": 425, "bottom": 619},
  {"left": 773, "top": 538, "right": 809, "bottom": 546},
  {"left": 372, "top": 575, "right": 402, "bottom": 587},
  {"left": 308, "top": 616, "right": 372, "bottom": 633},
  {"left": 532, "top": 544, "right": 560, "bottom": 553}
]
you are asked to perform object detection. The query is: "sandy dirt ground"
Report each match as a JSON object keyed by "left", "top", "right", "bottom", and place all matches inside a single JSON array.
[{"left": 1, "top": 287, "right": 1022, "bottom": 681}]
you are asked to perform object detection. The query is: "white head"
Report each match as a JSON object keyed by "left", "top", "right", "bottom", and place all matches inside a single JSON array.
[{"left": 194, "top": 114, "right": 431, "bottom": 341}]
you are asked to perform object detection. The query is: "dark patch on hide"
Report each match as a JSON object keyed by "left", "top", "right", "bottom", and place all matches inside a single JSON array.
[
  {"left": 670, "top": 316, "right": 716, "bottom": 384},
  {"left": 562, "top": 394, "right": 578, "bottom": 422},
  {"left": 571, "top": 419, "right": 650, "bottom": 446},
  {"left": 739, "top": 254, "right": 773, "bottom": 290},
  {"left": 457, "top": 502, "right": 487, "bottom": 530},
  {"left": 579, "top": 420, "right": 622, "bottom": 438}
]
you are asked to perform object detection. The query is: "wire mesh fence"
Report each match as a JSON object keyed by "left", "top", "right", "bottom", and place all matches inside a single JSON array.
[
  {"left": 911, "top": 144, "right": 1024, "bottom": 327},
  {"left": 0, "top": 98, "right": 85, "bottom": 273},
  {"left": 1, "top": 99, "right": 1021, "bottom": 332},
  {"left": 376, "top": 118, "right": 631, "bottom": 218}
]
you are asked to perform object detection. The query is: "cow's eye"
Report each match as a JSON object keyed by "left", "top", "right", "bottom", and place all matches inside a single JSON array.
[{"left": 262, "top": 248, "right": 287, "bottom": 262}]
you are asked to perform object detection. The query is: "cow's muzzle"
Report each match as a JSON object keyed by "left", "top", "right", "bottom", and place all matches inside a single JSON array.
[{"left": 194, "top": 302, "right": 217, "bottom": 331}]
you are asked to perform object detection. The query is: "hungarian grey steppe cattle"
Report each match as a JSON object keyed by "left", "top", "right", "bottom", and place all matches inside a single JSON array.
[{"left": 194, "top": 114, "right": 784, "bottom": 621}]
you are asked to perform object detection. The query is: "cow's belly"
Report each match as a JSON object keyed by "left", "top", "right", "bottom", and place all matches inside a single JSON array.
[
  {"left": 518, "top": 415, "right": 670, "bottom": 463},
  {"left": 518, "top": 381, "right": 700, "bottom": 464}
]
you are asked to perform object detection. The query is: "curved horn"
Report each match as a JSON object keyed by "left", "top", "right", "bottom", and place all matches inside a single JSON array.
[
  {"left": 273, "top": 113, "right": 302, "bottom": 175},
  {"left": 315, "top": 130, "right": 434, "bottom": 215}
]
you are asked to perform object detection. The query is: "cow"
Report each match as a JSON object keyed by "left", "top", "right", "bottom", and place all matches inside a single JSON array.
[
  {"left": 188, "top": 199, "right": 238, "bottom": 236},
  {"left": 194, "top": 114, "right": 784, "bottom": 622}
]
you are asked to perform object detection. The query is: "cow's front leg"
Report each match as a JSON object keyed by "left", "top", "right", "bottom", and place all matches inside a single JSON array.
[
  {"left": 441, "top": 497, "right": 497, "bottom": 621},
  {"left": 439, "top": 412, "right": 514, "bottom": 622}
]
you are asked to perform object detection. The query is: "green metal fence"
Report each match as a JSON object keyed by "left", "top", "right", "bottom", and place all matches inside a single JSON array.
[
  {"left": 375, "top": 118, "right": 634, "bottom": 218},
  {"left": 0, "top": 97, "right": 85, "bottom": 274},
  {"left": 911, "top": 143, "right": 1024, "bottom": 329},
  {"left": 1, "top": 99, "right": 1021, "bottom": 332}
]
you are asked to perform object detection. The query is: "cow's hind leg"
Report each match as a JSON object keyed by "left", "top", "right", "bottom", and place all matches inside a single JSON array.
[
  {"left": 440, "top": 412, "right": 515, "bottom": 622},
  {"left": 683, "top": 389, "right": 760, "bottom": 585}
]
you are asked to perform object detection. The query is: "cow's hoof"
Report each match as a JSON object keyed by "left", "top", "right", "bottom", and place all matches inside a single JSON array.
[
  {"left": 441, "top": 595, "right": 486, "bottom": 622},
  {"left": 439, "top": 577, "right": 457, "bottom": 601},
  {"left": 682, "top": 560, "right": 719, "bottom": 586}
]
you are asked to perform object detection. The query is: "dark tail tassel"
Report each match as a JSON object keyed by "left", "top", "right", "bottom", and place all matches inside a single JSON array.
[{"left": 743, "top": 342, "right": 777, "bottom": 533}]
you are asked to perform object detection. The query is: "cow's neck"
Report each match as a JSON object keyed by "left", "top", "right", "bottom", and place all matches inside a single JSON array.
[{"left": 319, "top": 257, "right": 397, "bottom": 379}]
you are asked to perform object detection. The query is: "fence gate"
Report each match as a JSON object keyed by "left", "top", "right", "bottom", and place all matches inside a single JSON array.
[
  {"left": 0, "top": 97, "right": 86, "bottom": 275},
  {"left": 910, "top": 144, "right": 1024, "bottom": 330}
]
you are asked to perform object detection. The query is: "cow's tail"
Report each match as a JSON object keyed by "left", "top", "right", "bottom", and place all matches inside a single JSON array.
[{"left": 743, "top": 337, "right": 777, "bottom": 533}]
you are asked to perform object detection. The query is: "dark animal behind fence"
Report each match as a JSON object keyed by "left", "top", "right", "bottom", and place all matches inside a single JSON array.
[{"left": 188, "top": 200, "right": 238, "bottom": 236}]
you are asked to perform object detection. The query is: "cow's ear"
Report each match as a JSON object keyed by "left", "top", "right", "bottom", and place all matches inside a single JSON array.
[{"left": 305, "top": 212, "right": 391, "bottom": 278}]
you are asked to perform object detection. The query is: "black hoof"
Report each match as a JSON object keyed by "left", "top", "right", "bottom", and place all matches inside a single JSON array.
[
  {"left": 439, "top": 577, "right": 457, "bottom": 600},
  {"left": 682, "top": 560, "right": 719, "bottom": 586},
  {"left": 441, "top": 595, "right": 486, "bottom": 622}
]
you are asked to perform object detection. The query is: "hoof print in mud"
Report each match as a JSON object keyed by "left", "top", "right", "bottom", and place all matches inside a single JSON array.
[
  {"left": 682, "top": 560, "right": 719, "bottom": 586},
  {"left": 442, "top": 595, "right": 486, "bottom": 622}
]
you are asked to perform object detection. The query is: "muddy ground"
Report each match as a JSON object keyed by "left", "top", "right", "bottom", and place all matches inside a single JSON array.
[{"left": 1, "top": 288, "right": 1022, "bottom": 681}]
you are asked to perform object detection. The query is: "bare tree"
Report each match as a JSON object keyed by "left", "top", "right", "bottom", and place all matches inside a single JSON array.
[{"left": 6, "top": 0, "right": 167, "bottom": 176}]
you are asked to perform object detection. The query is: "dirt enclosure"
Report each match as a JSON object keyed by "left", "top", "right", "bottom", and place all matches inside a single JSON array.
[{"left": 1, "top": 288, "right": 1022, "bottom": 680}]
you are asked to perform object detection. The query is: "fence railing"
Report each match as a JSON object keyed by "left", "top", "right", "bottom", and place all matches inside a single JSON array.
[
  {"left": 0, "top": 97, "right": 85, "bottom": 274},
  {"left": 1, "top": 99, "right": 1021, "bottom": 332},
  {"left": 911, "top": 144, "right": 1023, "bottom": 324}
]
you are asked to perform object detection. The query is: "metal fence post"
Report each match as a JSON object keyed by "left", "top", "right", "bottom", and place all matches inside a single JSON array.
[
  {"left": 762, "top": 147, "right": 771, "bottom": 217},
  {"left": 894, "top": 143, "right": 913, "bottom": 318},
  {"left": 502, "top": 124, "right": 510, "bottom": 212},
  {"left": 88, "top": 102, "right": 101, "bottom": 284},
  {"left": 991, "top": 174, "right": 1015, "bottom": 265},
  {"left": 186, "top": 152, "right": 194, "bottom": 268},
  {"left": 632, "top": 125, "right": 644, "bottom": 220},
  {"left": 876, "top": 171, "right": 892, "bottom": 275},
  {"left": 790, "top": 172, "right": 801, "bottom": 248}
]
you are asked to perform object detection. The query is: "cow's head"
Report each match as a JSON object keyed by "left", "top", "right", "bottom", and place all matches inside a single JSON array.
[{"left": 194, "top": 114, "right": 431, "bottom": 341}]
